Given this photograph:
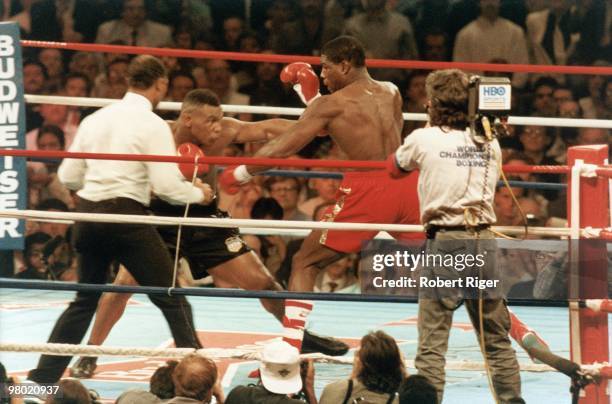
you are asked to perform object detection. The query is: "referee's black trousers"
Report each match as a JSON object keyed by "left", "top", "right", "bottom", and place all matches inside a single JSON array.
[{"left": 28, "top": 197, "right": 202, "bottom": 383}]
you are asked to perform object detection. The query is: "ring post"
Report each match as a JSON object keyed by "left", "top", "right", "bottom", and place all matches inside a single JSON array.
[{"left": 567, "top": 145, "right": 609, "bottom": 403}]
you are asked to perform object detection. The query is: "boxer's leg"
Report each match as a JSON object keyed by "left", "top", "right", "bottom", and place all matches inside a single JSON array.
[
  {"left": 289, "top": 230, "right": 345, "bottom": 292},
  {"left": 208, "top": 251, "right": 285, "bottom": 322}
]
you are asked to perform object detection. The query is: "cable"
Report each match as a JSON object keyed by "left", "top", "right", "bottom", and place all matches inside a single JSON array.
[
  {"left": 491, "top": 162, "right": 530, "bottom": 240},
  {"left": 169, "top": 154, "right": 202, "bottom": 294},
  {"left": 473, "top": 140, "right": 500, "bottom": 404}
]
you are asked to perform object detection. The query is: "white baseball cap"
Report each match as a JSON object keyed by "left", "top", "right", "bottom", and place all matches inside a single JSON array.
[{"left": 259, "top": 340, "right": 302, "bottom": 395}]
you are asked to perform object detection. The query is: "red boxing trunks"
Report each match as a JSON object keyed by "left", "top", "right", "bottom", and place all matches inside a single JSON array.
[{"left": 320, "top": 170, "right": 423, "bottom": 253}]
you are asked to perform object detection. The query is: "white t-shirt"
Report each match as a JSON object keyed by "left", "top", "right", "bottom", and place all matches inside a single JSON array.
[{"left": 394, "top": 126, "right": 501, "bottom": 226}]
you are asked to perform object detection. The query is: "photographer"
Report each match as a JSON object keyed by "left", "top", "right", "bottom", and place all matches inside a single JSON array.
[{"left": 387, "top": 69, "right": 523, "bottom": 403}]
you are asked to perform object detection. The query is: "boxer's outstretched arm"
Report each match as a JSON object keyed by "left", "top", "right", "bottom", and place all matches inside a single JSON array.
[
  {"left": 245, "top": 96, "right": 340, "bottom": 174},
  {"left": 220, "top": 117, "right": 297, "bottom": 143}
]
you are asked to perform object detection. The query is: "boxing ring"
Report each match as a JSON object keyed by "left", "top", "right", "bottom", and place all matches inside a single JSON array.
[{"left": 0, "top": 38, "right": 611, "bottom": 403}]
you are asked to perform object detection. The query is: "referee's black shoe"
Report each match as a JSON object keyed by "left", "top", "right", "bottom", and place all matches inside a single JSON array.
[{"left": 302, "top": 330, "right": 349, "bottom": 356}]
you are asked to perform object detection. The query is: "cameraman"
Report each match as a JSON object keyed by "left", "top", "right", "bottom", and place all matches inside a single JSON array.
[{"left": 387, "top": 69, "right": 523, "bottom": 403}]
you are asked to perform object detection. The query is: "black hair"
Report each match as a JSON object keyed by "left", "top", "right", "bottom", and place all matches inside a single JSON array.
[
  {"left": 182, "top": 89, "right": 221, "bottom": 110},
  {"left": 150, "top": 360, "right": 178, "bottom": 399},
  {"left": 23, "top": 59, "right": 49, "bottom": 79},
  {"left": 322, "top": 36, "right": 366, "bottom": 68},
  {"left": 25, "top": 232, "right": 52, "bottom": 254},
  {"left": 398, "top": 375, "right": 438, "bottom": 404},
  {"left": 37, "top": 125, "right": 66, "bottom": 149},
  {"left": 251, "top": 197, "right": 283, "bottom": 220},
  {"left": 63, "top": 72, "right": 92, "bottom": 94},
  {"left": 533, "top": 76, "right": 559, "bottom": 92}
]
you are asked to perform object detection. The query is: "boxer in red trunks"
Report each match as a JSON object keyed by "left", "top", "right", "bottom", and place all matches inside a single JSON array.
[{"left": 221, "top": 35, "right": 422, "bottom": 293}]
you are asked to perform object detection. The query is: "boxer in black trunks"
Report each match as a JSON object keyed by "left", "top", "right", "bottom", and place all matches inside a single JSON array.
[{"left": 70, "top": 89, "right": 348, "bottom": 378}]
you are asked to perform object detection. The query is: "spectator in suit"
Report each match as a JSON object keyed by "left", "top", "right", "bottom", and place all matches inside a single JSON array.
[
  {"left": 453, "top": 0, "right": 529, "bottom": 88},
  {"left": 421, "top": 28, "right": 451, "bottom": 61},
  {"left": 313, "top": 255, "right": 358, "bottom": 293},
  {"left": 205, "top": 59, "right": 251, "bottom": 120},
  {"left": 30, "top": 0, "right": 102, "bottom": 42},
  {"left": 525, "top": 0, "right": 577, "bottom": 67},
  {"left": 344, "top": 0, "right": 418, "bottom": 83},
  {"left": 95, "top": 0, "right": 172, "bottom": 47},
  {"left": 271, "top": 0, "right": 327, "bottom": 56}
]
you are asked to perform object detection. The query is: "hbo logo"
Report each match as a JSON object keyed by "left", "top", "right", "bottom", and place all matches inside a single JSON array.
[{"left": 483, "top": 86, "right": 506, "bottom": 96}]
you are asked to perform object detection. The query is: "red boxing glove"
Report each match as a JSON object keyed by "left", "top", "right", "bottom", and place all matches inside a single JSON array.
[
  {"left": 280, "top": 62, "right": 321, "bottom": 105},
  {"left": 218, "top": 166, "right": 241, "bottom": 195},
  {"left": 280, "top": 62, "right": 312, "bottom": 83},
  {"left": 177, "top": 142, "right": 209, "bottom": 180},
  {"left": 386, "top": 152, "right": 409, "bottom": 178}
]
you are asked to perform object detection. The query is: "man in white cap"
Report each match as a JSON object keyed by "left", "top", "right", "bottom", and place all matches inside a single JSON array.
[{"left": 225, "top": 340, "right": 316, "bottom": 404}]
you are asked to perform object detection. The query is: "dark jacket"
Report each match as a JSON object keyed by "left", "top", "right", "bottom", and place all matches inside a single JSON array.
[{"left": 225, "top": 385, "right": 304, "bottom": 404}]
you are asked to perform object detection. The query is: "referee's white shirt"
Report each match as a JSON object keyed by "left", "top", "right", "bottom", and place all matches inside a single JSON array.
[{"left": 58, "top": 92, "right": 203, "bottom": 206}]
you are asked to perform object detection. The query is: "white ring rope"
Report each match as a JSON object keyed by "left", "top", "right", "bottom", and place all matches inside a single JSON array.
[
  {"left": 24, "top": 95, "right": 612, "bottom": 129},
  {"left": 0, "top": 342, "right": 556, "bottom": 372},
  {"left": 0, "top": 209, "right": 580, "bottom": 237}
]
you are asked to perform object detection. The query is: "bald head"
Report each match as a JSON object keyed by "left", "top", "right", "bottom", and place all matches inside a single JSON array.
[
  {"left": 172, "top": 354, "right": 217, "bottom": 402},
  {"left": 127, "top": 55, "right": 167, "bottom": 90}
]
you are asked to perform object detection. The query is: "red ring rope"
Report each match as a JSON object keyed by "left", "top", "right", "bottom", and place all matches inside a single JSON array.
[
  {"left": 0, "top": 149, "right": 576, "bottom": 174},
  {"left": 595, "top": 167, "right": 612, "bottom": 179},
  {"left": 22, "top": 40, "right": 612, "bottom": 76}
]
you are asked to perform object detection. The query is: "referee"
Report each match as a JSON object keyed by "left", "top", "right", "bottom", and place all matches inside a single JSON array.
[{"left": 28, "top": 55, "right": 214, "bottom": 383}]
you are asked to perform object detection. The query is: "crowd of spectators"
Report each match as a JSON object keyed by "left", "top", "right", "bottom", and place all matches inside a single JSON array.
[
  {"left": 1, "top": 0, "right": 610, "bottom": 296},
  {"left": 0, "top": 330, "right": 436, "bottom": 403}
]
